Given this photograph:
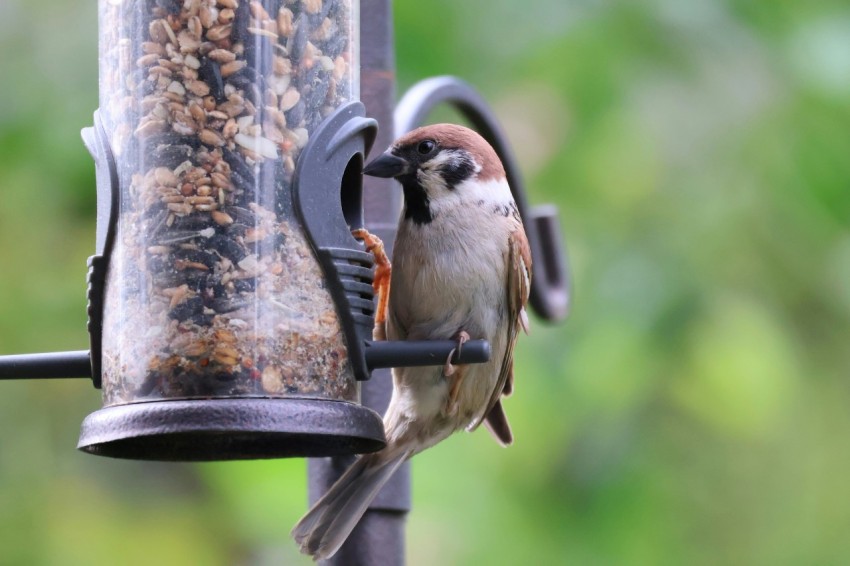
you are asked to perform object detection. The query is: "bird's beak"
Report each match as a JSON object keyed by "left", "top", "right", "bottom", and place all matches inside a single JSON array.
[{"left": 363, "top": 152, "right": 410, "bottom": 178}]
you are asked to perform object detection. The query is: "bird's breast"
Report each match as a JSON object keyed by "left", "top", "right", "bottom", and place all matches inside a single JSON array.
[{"left": 390, "top": 214, "right": 506, "bottom": 342}]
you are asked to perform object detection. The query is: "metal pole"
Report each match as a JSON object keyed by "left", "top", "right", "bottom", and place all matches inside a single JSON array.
[{"left": 308, "top": 1, "right": 408, "bottom": 564}]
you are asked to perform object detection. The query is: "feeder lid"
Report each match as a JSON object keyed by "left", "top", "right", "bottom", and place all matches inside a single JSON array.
[{"left": 77, "top": 398, "right": 386, "bottom": 461}]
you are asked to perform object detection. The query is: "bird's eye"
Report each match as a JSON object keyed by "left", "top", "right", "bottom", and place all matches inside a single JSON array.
[{"left": 417, "top": 140, "right": 436, "bottom": 155}]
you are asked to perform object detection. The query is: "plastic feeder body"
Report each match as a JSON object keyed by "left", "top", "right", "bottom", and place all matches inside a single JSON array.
[{"left": 78, "top": 0, "right": 386, "bottom": 461}]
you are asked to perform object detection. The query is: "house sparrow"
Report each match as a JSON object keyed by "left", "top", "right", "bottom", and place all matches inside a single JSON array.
[{"left": 291, "top": 124, "right": 531, "bottom": 560}]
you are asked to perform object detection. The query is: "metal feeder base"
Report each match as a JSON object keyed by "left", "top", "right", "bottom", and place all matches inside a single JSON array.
[{"left": 77, "top": 398, "right": 386, "bottom": 461}]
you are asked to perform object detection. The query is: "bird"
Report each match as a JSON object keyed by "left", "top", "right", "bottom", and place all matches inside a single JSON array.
[{"left": 291, "top": 124, "right": 532, "bottom": 560}]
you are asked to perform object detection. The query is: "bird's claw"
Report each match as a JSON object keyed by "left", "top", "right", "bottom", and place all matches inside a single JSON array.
[
  {"left": 351, "top": 228, "right": 392, "bottom": 339},
  {"left": 443, "top": 331, "right": 470, "bottom": 377},
  {"left": 443, "top": 353, "right": 457, "bottom": 377},
  {"left": 444, "top": 331, "right": 470, "bottom": 415}
]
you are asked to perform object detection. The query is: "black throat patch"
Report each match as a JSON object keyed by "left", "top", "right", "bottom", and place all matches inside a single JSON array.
[{"left": 402, "top": 181, "right": 432, "bottom": 224}]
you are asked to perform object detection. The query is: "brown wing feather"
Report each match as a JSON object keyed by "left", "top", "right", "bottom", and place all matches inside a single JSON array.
[
  {"left": 471, "top": 224, "right": 532, "bottom": 444},
  {"left": 484, "top": 399, "right": 513, "bottom": 446},
  {"left": 502, "top": 365, "right": 514, "bottom": 397}
]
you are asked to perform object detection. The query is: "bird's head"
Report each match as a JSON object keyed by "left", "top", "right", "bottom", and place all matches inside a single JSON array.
[{"left": 363, "top": 124, "right": 510, "bottom": 224}]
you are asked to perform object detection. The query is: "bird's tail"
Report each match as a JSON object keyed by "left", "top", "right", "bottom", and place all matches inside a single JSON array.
[{"left": 291, "top": 447, "right": 410, "bottom": 560}]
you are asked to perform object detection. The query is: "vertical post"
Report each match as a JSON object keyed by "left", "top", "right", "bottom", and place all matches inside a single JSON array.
[{"left": 308, "top": 1, "right": 408, "bottom": 564}]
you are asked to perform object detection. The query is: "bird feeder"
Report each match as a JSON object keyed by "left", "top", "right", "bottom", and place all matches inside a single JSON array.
[
  {"left": 82, "top": 0, "right": 381, "bottom": 460},
  {"left": 0, "top": 0, "right": 493, "bottom": 461}
]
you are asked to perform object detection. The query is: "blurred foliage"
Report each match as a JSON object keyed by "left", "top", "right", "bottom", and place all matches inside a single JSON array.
[{"left": 2, "top": 0, "right": 850, "bottom": 564}]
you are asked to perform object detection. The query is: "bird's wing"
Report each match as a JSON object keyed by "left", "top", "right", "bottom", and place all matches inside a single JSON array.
[
  {"left": 385, "top": 296, "right": 407, "bottom": 342},
  {"left": 471, "top": 224, "right": 532, "bottom": 445}
]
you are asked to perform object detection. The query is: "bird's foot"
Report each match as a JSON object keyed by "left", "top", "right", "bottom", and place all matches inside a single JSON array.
[
  {"left": 443, "top": 330, "right": 470, "bottom": 377},
  {"left": 445, "top": 365, "right": 467, "bottom": 417},
  {"left": 444, "top": 331, "right": 471, "bottom": 415},
  {"left": 351, "top": 228, "right": 392, "bottom": 340}
]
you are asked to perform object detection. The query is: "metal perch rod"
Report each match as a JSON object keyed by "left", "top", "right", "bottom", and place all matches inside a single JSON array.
[
  {"left": 0, "top": 340, "right": 490, "bottom": 380},
  {"left": 0, "top": 351, "right": 92, "bottom": 380},
  {"left": 365, "top": 340, "right": 490, "bottom": 369}
]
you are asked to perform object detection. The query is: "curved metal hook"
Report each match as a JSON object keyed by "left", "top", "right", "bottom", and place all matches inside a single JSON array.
[{"left": 394, "top": 76, "right": 570, "bottom": 322}]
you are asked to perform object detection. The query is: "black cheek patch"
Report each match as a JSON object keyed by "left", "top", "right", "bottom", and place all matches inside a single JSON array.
[{"left": 441, "top": 154, "right": 476, "bottom": 189}]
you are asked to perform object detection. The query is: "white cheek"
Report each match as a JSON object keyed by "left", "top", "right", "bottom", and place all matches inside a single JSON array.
[
  {"left": 427, "top": 177, "right": 515, "bottom": 217},
  {"left": 460, "top": 177, "right": 513, "bottom": 202},
  {"left": 416, "top": 166, "right": 448, "bottom": 194},
  {"left": 417, "top": 150, "right": 480, "bottom": 198}
]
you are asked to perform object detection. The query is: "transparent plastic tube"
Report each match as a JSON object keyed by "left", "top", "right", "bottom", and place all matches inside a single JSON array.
[{"left": 97, "top": 0, "right": 359, "bottom": 406}]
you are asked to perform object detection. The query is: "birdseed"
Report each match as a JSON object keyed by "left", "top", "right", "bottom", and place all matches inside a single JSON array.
[{"left": 97, "top": 0, "right": 359, "bottom": 406}]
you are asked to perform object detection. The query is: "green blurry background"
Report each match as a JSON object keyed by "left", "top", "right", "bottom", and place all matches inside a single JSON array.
[{"left": 2, "top": 1, "right": 849, "bottom": 564}]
